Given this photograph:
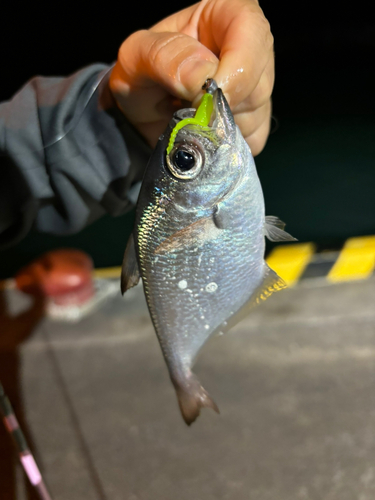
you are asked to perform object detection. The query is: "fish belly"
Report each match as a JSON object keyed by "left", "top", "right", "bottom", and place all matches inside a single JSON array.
[{"left": 139, "top": 205, "right": 265, "bottom": 374}]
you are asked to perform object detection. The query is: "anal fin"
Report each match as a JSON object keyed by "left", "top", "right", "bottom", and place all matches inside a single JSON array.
[
  {"left": 121, "top": 233, "right": 140, "bottom": 295},
  {"left": 216, "top": 264, "right": 287, "bottom": 335}
]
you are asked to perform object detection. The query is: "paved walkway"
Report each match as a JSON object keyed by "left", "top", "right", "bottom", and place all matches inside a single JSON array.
[{"left": 1, "top": 278, "right": 375, "bottom": 499}]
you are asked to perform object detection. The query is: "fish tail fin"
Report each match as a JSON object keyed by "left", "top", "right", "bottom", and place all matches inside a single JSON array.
[{"left": 174, "top": 373, "right": 219, "bottom": 426}]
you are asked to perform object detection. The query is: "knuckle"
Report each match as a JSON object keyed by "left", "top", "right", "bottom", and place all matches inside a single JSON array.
[
  {"left": 247, "top": 132, "right": 267, "bottom": 156},
  {"left": 235, "top": 101, "right": 271, "bottom": 138},
  {"left": 258, "top": 73, "right": 274, "bottom": 104},
  {"left": 247, "top": 79, "right": 273, "bottom": 112},
  {"left": 241, "top": 2, "right": 274, "bottom": 51},
  {"left": 240, "top": 101, "right": 271, "bottom": 155},
  {"left": 254, "top": 11, "right": 274, "bottom": 51},
  {"left": 118, "top": 30, "right": 145, "bottom": 63},
  {"left": 121, "top": 30, "right": 145, "bottom": 51},
  {"left": 148, "top": 33, "right": 186, "bottom": 66},
  {"left": 247, "top": 120, "right": 271, "bottom": 156}
]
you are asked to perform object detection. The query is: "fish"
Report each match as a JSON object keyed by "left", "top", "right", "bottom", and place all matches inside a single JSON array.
[{"left": 121, "top": 79, "right": 296, "bottom": 425}]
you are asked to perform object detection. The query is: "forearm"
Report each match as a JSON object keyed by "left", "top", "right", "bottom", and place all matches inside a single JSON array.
[{"left": 0, "top": 64, "right": 151, "bottom": 248}]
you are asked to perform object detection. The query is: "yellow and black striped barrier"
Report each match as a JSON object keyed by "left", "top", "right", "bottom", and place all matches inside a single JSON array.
[
  {"left": 93, "top": 235, "right": 375, "bottom": 288},
  {"left": 266, "top": 236, "right": 375, "bottom": 287}
]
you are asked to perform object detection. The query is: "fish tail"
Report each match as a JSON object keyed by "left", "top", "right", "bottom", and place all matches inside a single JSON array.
[{"left": 173, "top": 373, "right": 219, "bottom": 426}]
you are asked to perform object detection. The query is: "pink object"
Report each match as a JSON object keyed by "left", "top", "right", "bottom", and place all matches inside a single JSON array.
[
  {"left": 20, "top": 452, "right": 42, "bottom": 486},
  {"left": 16, "top": 249, "right": 95, "bottom": 306},
  {"left": 3, "top": 414, "right": 19, "bottom": 432}
]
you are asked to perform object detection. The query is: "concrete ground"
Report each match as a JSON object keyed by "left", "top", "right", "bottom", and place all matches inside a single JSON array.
[{"left": 1, "top": 277, "right": 375, "bottom": 500}]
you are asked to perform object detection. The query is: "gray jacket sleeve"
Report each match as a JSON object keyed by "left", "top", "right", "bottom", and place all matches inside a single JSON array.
[{"left": 0, "top": 64, "right": 151, "bottom": 248}]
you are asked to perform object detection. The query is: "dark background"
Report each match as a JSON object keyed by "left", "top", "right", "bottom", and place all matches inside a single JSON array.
[{"left": 0, "top": 0, "right": 374, "bottom": 278}]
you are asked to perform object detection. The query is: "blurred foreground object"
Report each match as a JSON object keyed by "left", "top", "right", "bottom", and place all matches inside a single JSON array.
[
  {"left": 15, "top": 249, "right": 118, "bottom": 322},
  {"left": 16, "top": 249, "right": 94, "bottom": 305},
  {"left": 0, "top": 383, "right": 53, "bottom": 500}
]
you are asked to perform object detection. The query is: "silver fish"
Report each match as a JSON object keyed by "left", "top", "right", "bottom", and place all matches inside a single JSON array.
[{"left": 121, "top": 79, "right": 295, "bottom": 425}]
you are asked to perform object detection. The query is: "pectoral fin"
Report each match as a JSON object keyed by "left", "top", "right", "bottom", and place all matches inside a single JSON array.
[
  {"left": 121, "top": 233, "right": 140, "bottom": 295},
  {"left": 155, "top": 216, "right": 220, "bottom": 254},
  {"left": 213, "top": 203, "right": 232, "bottom": 229},
  {"left": 265, "top": 216, "right": 297, "bottom": 242}
]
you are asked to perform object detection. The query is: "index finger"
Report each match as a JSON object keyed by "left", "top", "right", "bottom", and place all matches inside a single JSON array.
[
  {"left": 200, "top": 0, "right": 274, "bottom": 108},
  {"left": 153, "top": 0, "right": 274, "bottom": 108}
]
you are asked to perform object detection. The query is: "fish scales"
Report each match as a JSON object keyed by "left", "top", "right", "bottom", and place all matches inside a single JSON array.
[
  {"left": 121, "top": 80, "right": 294, "bottom": 425},
  {"left": 138, "top": 134, "right": 263, "bottom": 363}
]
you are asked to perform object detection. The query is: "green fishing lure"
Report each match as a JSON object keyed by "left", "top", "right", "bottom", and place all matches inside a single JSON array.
[{"left": 166, "top": 92, "right": 213, "bottom": 154}]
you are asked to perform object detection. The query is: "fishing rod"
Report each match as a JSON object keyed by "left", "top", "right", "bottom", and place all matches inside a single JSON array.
[{"left": 0, "top": 382, "right": 53, "bottom": 500}]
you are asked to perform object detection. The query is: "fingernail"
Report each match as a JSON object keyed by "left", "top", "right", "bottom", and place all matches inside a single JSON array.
[{"left": 177, "top": 57, "right": 218, "bottom": 98}]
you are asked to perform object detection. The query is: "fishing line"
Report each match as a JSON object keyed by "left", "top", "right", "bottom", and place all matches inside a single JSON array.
[{"left": 0, "top": 66, "right": 113, "bottom": 157}]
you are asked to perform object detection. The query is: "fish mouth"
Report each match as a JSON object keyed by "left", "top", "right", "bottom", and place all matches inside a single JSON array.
[
  {"left": 209, "top": 81, "right": 237, "bottom": 139},
  {"left": 170, "top": 79, "right": 237, "bottom": 144}
]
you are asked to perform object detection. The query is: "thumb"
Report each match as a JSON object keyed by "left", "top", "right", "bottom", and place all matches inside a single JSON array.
[{"left": 111, "top": 30, "right": 219, "bottom": 114}]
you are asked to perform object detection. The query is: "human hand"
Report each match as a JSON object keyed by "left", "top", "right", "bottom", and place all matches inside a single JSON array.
[{"left": 109, "top": 0, "right": 274, "bottom": 156}]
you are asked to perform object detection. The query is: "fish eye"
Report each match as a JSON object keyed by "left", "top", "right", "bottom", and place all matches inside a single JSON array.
[
  {"left": 174, "top": 150, "right": 195, "bottom": 171},
  {"left": 166, "top": 144, "right": 204, "bottom": 180}
]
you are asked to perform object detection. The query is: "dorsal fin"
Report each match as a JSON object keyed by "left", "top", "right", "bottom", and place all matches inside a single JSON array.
[{"left": 265, "top": 216, "right": 297, "bottom": 242}]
